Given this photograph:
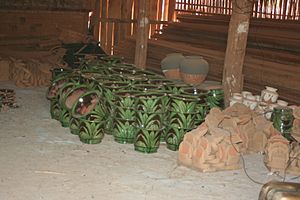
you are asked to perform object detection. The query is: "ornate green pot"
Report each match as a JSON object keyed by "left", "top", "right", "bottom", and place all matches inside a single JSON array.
[
  {"left": 100, "top": 55, "right": 123, "bottom": 64},
  {"left": 79, "top": 118, "right": 106, "bottom": 144},
  {"left": 59, "top": 107, "right": 71, "bottom": 127},
  {"left": 134, "top": 91, "right": 164, "bottom": 153},
  {"left": 271, "top": 107, "right": 294, "bottom": 141},
  {"left": 206, "top": 89, "right": 224, "bottom": 110},
  {"left": 71, "top": 90, "right": 103, "bottom": 119},
  {"left": 69, "top": 117, "right": 81, "bottom": 135},
  {"left": 101, "top": 81, "right": 132, "bottom": 134},
  {"left": 112, "top": 90, "right": 138, "bottom": 144},
  {"left": 46, "top": 76, "right": 68, "bottom": 100},
  {"left": 134, "top": 128, "right": 162, "bottom": 153},
  {"left": 71, "top": 91, "right": 107, "bottom": 143},
  {"left": 50, "top": 68, "right": 72, "bottom": 80},
  {"left": 50, "top": 99, "right": 61, "bottom": 120},
  {"left": 166, "top": 94, "right": 199, "bottom": 151},
  {"left": 60, "top": 85, "right": 90, "bottom": 110}
]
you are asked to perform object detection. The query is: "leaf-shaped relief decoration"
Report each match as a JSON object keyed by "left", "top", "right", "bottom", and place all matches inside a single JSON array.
[{"left": 118, "top": 108, "right": 135, "bottom": 120}]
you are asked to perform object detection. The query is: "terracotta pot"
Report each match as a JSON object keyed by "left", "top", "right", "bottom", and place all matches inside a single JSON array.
[
  {"left": 179, "top": 56, "right": 209, "bottom": 85},
  {"left": 161, "top": 53, "right": 185, "bottom": 80}
]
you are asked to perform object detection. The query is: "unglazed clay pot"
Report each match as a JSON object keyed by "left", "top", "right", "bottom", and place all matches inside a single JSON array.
[
  {"left": 243, "top": 95, "right": 258, "bottom": 110},
  {"left": 241, "top": 91, "right": 252, "bottom": 99},
  {"left": 161, "top": 53, "right": 184, "bottom": 80},
  {"left": 179, "top": 56, "right": 209, "bottom": 85},
  {"left": 229, "top": 93, "right": 243, "bottom": 107},
  {"left": 261, "top": 86, "right": 279, "bottom": 103},
  {"left": 277, "top": 100, "right": 288, "bottom": 107}
]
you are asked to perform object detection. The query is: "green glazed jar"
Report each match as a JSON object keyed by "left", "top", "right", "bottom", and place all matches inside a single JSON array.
[
  {"left": 56, "top": 82, "right": 80, "bottom": 127},
  {"left": 166, "top": 94, "right": 199, "bottom": 151},
  {"left": 206, "top": 89, "right": 224, "bottom": 110},
  {"left": 271, "top": 107, "right": 294, "bottom": 141},
  {"left": 70, "top": 91, "right": 107, "bottom": 144},
  {"left": 112, "top": 90, "right": 138, "bottom": 144},
  {"left": 101, "top": 81, "right": 132, "bottom": 134},
  {"left": 50, "top": 68, "right": 72, "bottom": 80},
  {"left": 134, "top": 91, "right": 164, "bottom": 153}
]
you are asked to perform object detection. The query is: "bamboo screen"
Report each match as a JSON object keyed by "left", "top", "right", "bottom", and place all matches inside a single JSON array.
[{"left": 175, "top": 0, "right": 300, "bottom": 20}]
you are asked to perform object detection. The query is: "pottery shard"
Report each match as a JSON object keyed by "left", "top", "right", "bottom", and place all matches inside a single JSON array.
[
  {"left": 253, "top": 115, "right": 272, "bottom": 131},
  {"left": 205, "top": 107, "right": 224, "bottom": 129},
  {"left": 288, "top": 144, "right": 300, "bottom": 173},
  {"left": 178, "top": 141, "right": 193, "bottom": 166},
  {"left": 293, "top": 119, "right": 300, "bottom": 134},
  {"left": 264, "top": 141, "right": 290, "bottom": 170},
  {"left": 223, "top": 103, "right": 252, "bottom": 117}
]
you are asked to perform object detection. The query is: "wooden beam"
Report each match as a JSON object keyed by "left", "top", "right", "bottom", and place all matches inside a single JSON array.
[
  {"left": 92, "top": 0, "right": 100, "bottom": 40},
  {"left": 222, "top": 0, "right": 253, "bottom": 107},
  {"left": 168, "top": 0, "right": 176, "bottom": 21},
  {"left": 134, "top": 0, "right": 150, "bottom": 69},
  {"left": 100, "top": 0, "right": 108, "bottom": 51}
]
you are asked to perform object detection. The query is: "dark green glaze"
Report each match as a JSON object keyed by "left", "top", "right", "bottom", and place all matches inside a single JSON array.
[
  {"left": 134, "top": 128, "right": 161, "bottom": 153},
  {"left": 113, "top": 118, "right": 137, "bottom": 144},
  {"left": 206, "top": 89, "right": 224, "bottom": 109},
  {"left": 59, "top": 108, "right": 71, "bottom": 127},
  {"left": 79, "top": 119, "right": 106, "bottom": 144},
  {"left": 166, "top": 94, "right": 199, "bottom": 151},
  {"left": 50, "top": 99, "right": 61, "bottom": 120},
  {"left": 112, "top": 91, "right": 138, "bottom": 143},
  {"left": 134, "top": 91, "right": 164, "bottom": 153},
  {"left": 271, "top": 107, "right": 294, "bottom": 141},
  {"left": 69, "top": 117, "right": 81, "bottom": 135}
]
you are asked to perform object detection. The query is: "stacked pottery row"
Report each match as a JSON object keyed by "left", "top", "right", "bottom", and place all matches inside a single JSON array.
[
  {"left": 229, "top": 86, "right": 290, "bottom": 120},
  {"left": 229, "top": 86, "right": 296, "bottom": 142},
  {"left": 46, "top": 56, "right": 222, "bottom": 153}
]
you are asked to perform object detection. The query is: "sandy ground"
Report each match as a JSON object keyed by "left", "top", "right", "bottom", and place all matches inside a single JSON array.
[{"left": 0, "top": 81, "right": 297, "bottom": 200}]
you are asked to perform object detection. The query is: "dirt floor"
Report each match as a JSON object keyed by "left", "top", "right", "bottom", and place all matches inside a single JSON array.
[{"left": 0, "top": 81, "right": 297, "bottom": 200}]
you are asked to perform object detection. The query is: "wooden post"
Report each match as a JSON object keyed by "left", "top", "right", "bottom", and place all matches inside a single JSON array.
[
  {"left": 222, "top": 0, "right": 253, "bottom": 107},
  {"left": 134, "top": 0, "right": 150, "bottom": 69},
  {"left": 100, "top": 0, "right": 108, "bottom": 51},
  {"left": 168, "top": 0, "right": 176, "bottom": 21},
  {"left": 92, "top": 0, "right": 100, "bottom": 41}
]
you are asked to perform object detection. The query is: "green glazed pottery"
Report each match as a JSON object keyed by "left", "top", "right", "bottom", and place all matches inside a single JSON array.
[
  {"left": 112, "top": 90, "right": 138, "bottom": 143},
  {"left": 206, "top": 89, "right": 224, "bottom": 109},
  {"left": 79, "top": 118, "right": 106, "bottom": 144},
  {"left": 166, "top": 94, "right": 199, "bottom": 151},
  {"left": 134, "top": 91, "right": 164, "bottom": 153},
  {"left": 271, "top": 107, "right": 294, "bottom": 141}
]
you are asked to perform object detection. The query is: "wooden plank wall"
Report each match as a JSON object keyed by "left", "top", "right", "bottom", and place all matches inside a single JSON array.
[
  {"left": 175, "top": 0, "right": 300, "bottom": 19},
  {"left": 0, "top": 10, "right": 89, "bottom": 43},
  {"left": 0, "top": 0, "right": 95, "bottom": 11},
  {"left": 98, "top": 0, "right": 171, "bottom": 55},
  {"left": 0, "top": 0, "right": 93, "bottom": 44}
]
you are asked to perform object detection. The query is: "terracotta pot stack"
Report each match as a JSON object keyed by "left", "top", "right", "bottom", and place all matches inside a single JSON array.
[
  {"left": 9, "top": 58, "right": 52, "bottom": 88},
  {"left": 0, "top": 89, "right": 17, "bottom": 111}
]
